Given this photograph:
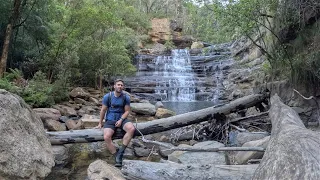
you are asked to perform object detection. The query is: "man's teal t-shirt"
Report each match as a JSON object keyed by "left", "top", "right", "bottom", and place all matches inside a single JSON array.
[{"left": 102, "top": 92, "right": 130, "bottom": 121}]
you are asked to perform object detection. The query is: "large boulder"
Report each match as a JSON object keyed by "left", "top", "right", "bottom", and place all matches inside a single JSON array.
[
  {"left": 52, "top": 145, "right": 70, "bottom": 166},
  {"left": 87, "top": 159, "right": 125, "bottom": 180},
  {"left": 155, "top": 101, "right": 164, "bottom": 109},
  {"left": 69, "top": 87, "right": 91, "bottom": 100},
  {"left": 65, "top": 119, "right": 84, "bottom": 130},
  {"left": 236, "top": 132, "right": 269, "bottom": 146},
  {"left": 191, "top": 42, "right": 204, "bottom": 49},
  {"left": 33, "top": 108, "right": 61, "bottom": 122},
  {"left": 52, "top": 104, "right": 77, "bottom": 116},
  {"left": 130, "top": 103, "right": 156, "bottom": 115},
  {"left": 43, "top": 119, "right": 67, "bottom": 131},
  {"left": 235, "top": 136, "right": 270, "bottom": 164},
  {"left": 0, "top": 89, "right": 55, "bottom": 179},
  {"left": 155, "top": 108, "right": 176, "bottom": 118},
  {"left": 168, "top": 141, "right": 226, "bottom": 165},
  {"left": 80, "top": 114, "right": 101, "bottom": 128}
]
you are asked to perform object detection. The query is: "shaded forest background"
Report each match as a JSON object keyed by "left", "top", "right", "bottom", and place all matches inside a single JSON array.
[{"left": 0, "top": 0, "right": 320, "bottom": 107}]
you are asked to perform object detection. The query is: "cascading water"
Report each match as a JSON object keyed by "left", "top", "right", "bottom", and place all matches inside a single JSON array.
[
  {"left": 154, "top": 49, "right": 196, "bottom": 101},
  {"left": 213, "top": 61, "right": 224, "bottom": 104},
  {"left": 124, "top": 43, "right": 234, "bottom": 111}
]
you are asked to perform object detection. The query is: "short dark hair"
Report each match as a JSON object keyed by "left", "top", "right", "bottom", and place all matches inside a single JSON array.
[{"left": 114, "top": 79, "right": 124, "bottom": 85}]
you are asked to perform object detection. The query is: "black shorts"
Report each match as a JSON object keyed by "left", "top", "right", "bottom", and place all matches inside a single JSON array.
[{"left": 104, "top": 119, "right": 131, "bottom": 131}]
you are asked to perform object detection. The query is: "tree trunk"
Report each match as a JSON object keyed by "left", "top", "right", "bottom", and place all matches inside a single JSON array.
[
  {"left": 47, "top": 93, "right": 268, "bottom": 145},
  {"left": 0, "top": 0, "right": 22, "bottom": 78},
  {"left": 121, "top": 160, "right": 258, "bottom": 180},
  {"left": 0, "top": 24, "right": 12, "bottom": 77},
  {"left": 252, "top": 94, "right": 320, "bottom": 180}
]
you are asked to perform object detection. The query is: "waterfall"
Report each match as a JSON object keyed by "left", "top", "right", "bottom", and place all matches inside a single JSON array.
[
  {"left": 124, "top": 43, "right": 234, "bottom": 104},
  {"left": 154, "top": 49, "right": 196, "bottom": 101},
  {"left": 213, "top": 61, "right": 224, "bottom": 103}
]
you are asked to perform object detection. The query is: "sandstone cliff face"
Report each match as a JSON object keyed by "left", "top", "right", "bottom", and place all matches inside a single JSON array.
[
  {"left": 149, "top": 18, "right": 193, "bottom": 48},
  {"left": 0, "top": 89, "right": 54, "bottom": 180}
]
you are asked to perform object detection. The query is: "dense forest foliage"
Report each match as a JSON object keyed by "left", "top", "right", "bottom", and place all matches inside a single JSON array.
[{"left": 1, "top": 0, "right": 320, "bottom": 107}]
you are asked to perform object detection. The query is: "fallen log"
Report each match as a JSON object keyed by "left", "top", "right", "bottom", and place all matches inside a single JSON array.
[
  {"left": 229, "top": 111, "right": 269, "bottom": 123},
  {"left": 141, "top": 137, "right": 265, "bottom": 152},
  {"left": 252, "top": 94, "right": 320, "bottom": 180},
  {"left": 47, "top": 94, "right": 268, "bottom": 145},
  {"left": 121, "top": 160, "right": 258, "bottom": 180}
]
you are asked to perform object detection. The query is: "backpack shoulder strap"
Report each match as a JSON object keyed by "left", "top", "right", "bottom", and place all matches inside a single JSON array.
[
  {"left": 108, "top": 92, "right": 112, "bottom": 107},
  {"left": 122, "top": 93, "right": 127, "bottom": 107}
]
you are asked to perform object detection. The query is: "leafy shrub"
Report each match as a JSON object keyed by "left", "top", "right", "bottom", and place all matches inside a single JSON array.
[
  {"left": 20, "top": 71, "right": 55, "bottom": 107},
  {"left": 1, "top": 69, "right": 71, "bottom": 107},
  {"left": 51, "top": 78, "right": 69, "bottom": 103},
  {"left": 0, "top": 78, "right": 15, "bottom": 92},
  {"left": 164, "top": 40, "right": 175, "bottom": 51},
  {"left": 0, "top": 69, "right": 23, "bottom": 93}
]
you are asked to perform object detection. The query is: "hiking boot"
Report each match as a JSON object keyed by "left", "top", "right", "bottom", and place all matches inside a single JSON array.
[{"left": 115, "top": 146, "right": 126, "bottom": 167}]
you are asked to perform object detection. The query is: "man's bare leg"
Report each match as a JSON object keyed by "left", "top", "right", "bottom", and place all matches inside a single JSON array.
[
  {"left": 103, "top": 128, "right": 117, "bottom": 154},
  {"left": 122, "top": 122, "right": 135, "bottom": 146},
  {"left": 115, "top": 122, "right": 135, "bottom": 167}
]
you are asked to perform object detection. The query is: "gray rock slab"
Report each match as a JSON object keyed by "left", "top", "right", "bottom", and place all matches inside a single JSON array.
[{"left": 0, "top": 89, "right": 54, "bottom": 179}]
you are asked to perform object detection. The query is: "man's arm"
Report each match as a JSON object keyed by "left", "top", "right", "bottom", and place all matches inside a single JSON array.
[
  {"left": 121, "top": 95, "right": 131, "bottom": 120},
  {"left": 98, "top": 105, "right": 108, "bottom": 128},
  {"left": 115, "top": 105, "right": 130, "bottom": 127},
  {"left": 121, "top": 105, "right": 130, "bottom": 120}
]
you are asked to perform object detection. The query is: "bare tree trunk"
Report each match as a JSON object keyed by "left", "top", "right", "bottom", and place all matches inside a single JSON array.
[
  {"left": 0, "top": 0, "right": 22, "bottom": 78},
  {"left": 252, "top": 94, "right": 320, "bottom": 180},
  {"left": 122, "top": 160, "right": 258, "bottom": 180}
]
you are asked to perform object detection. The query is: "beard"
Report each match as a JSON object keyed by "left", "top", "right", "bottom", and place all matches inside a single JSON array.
[{"left": 115, "top": 88, "right": 122, "bottom": 93}]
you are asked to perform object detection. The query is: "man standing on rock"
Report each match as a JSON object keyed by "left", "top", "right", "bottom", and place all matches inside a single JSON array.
[{"left": 97, "top": 79, "right": 136, "bottom": 167}]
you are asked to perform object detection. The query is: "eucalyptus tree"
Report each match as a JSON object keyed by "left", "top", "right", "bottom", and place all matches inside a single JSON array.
[
  {"left": 123, "top": 0, "right": 186, "bottom": 18},
  {"left": 40, "top": 0, "right": 149, "bottom": 88},
  {"left": 0, "top": 0, "right": 53, "bottom": 78},
  {"left": 0, "top": 0, "right": 22, "bottom": 78},
  {"left": 183, "top": 1, "right": 233, "bottom": 43}
]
